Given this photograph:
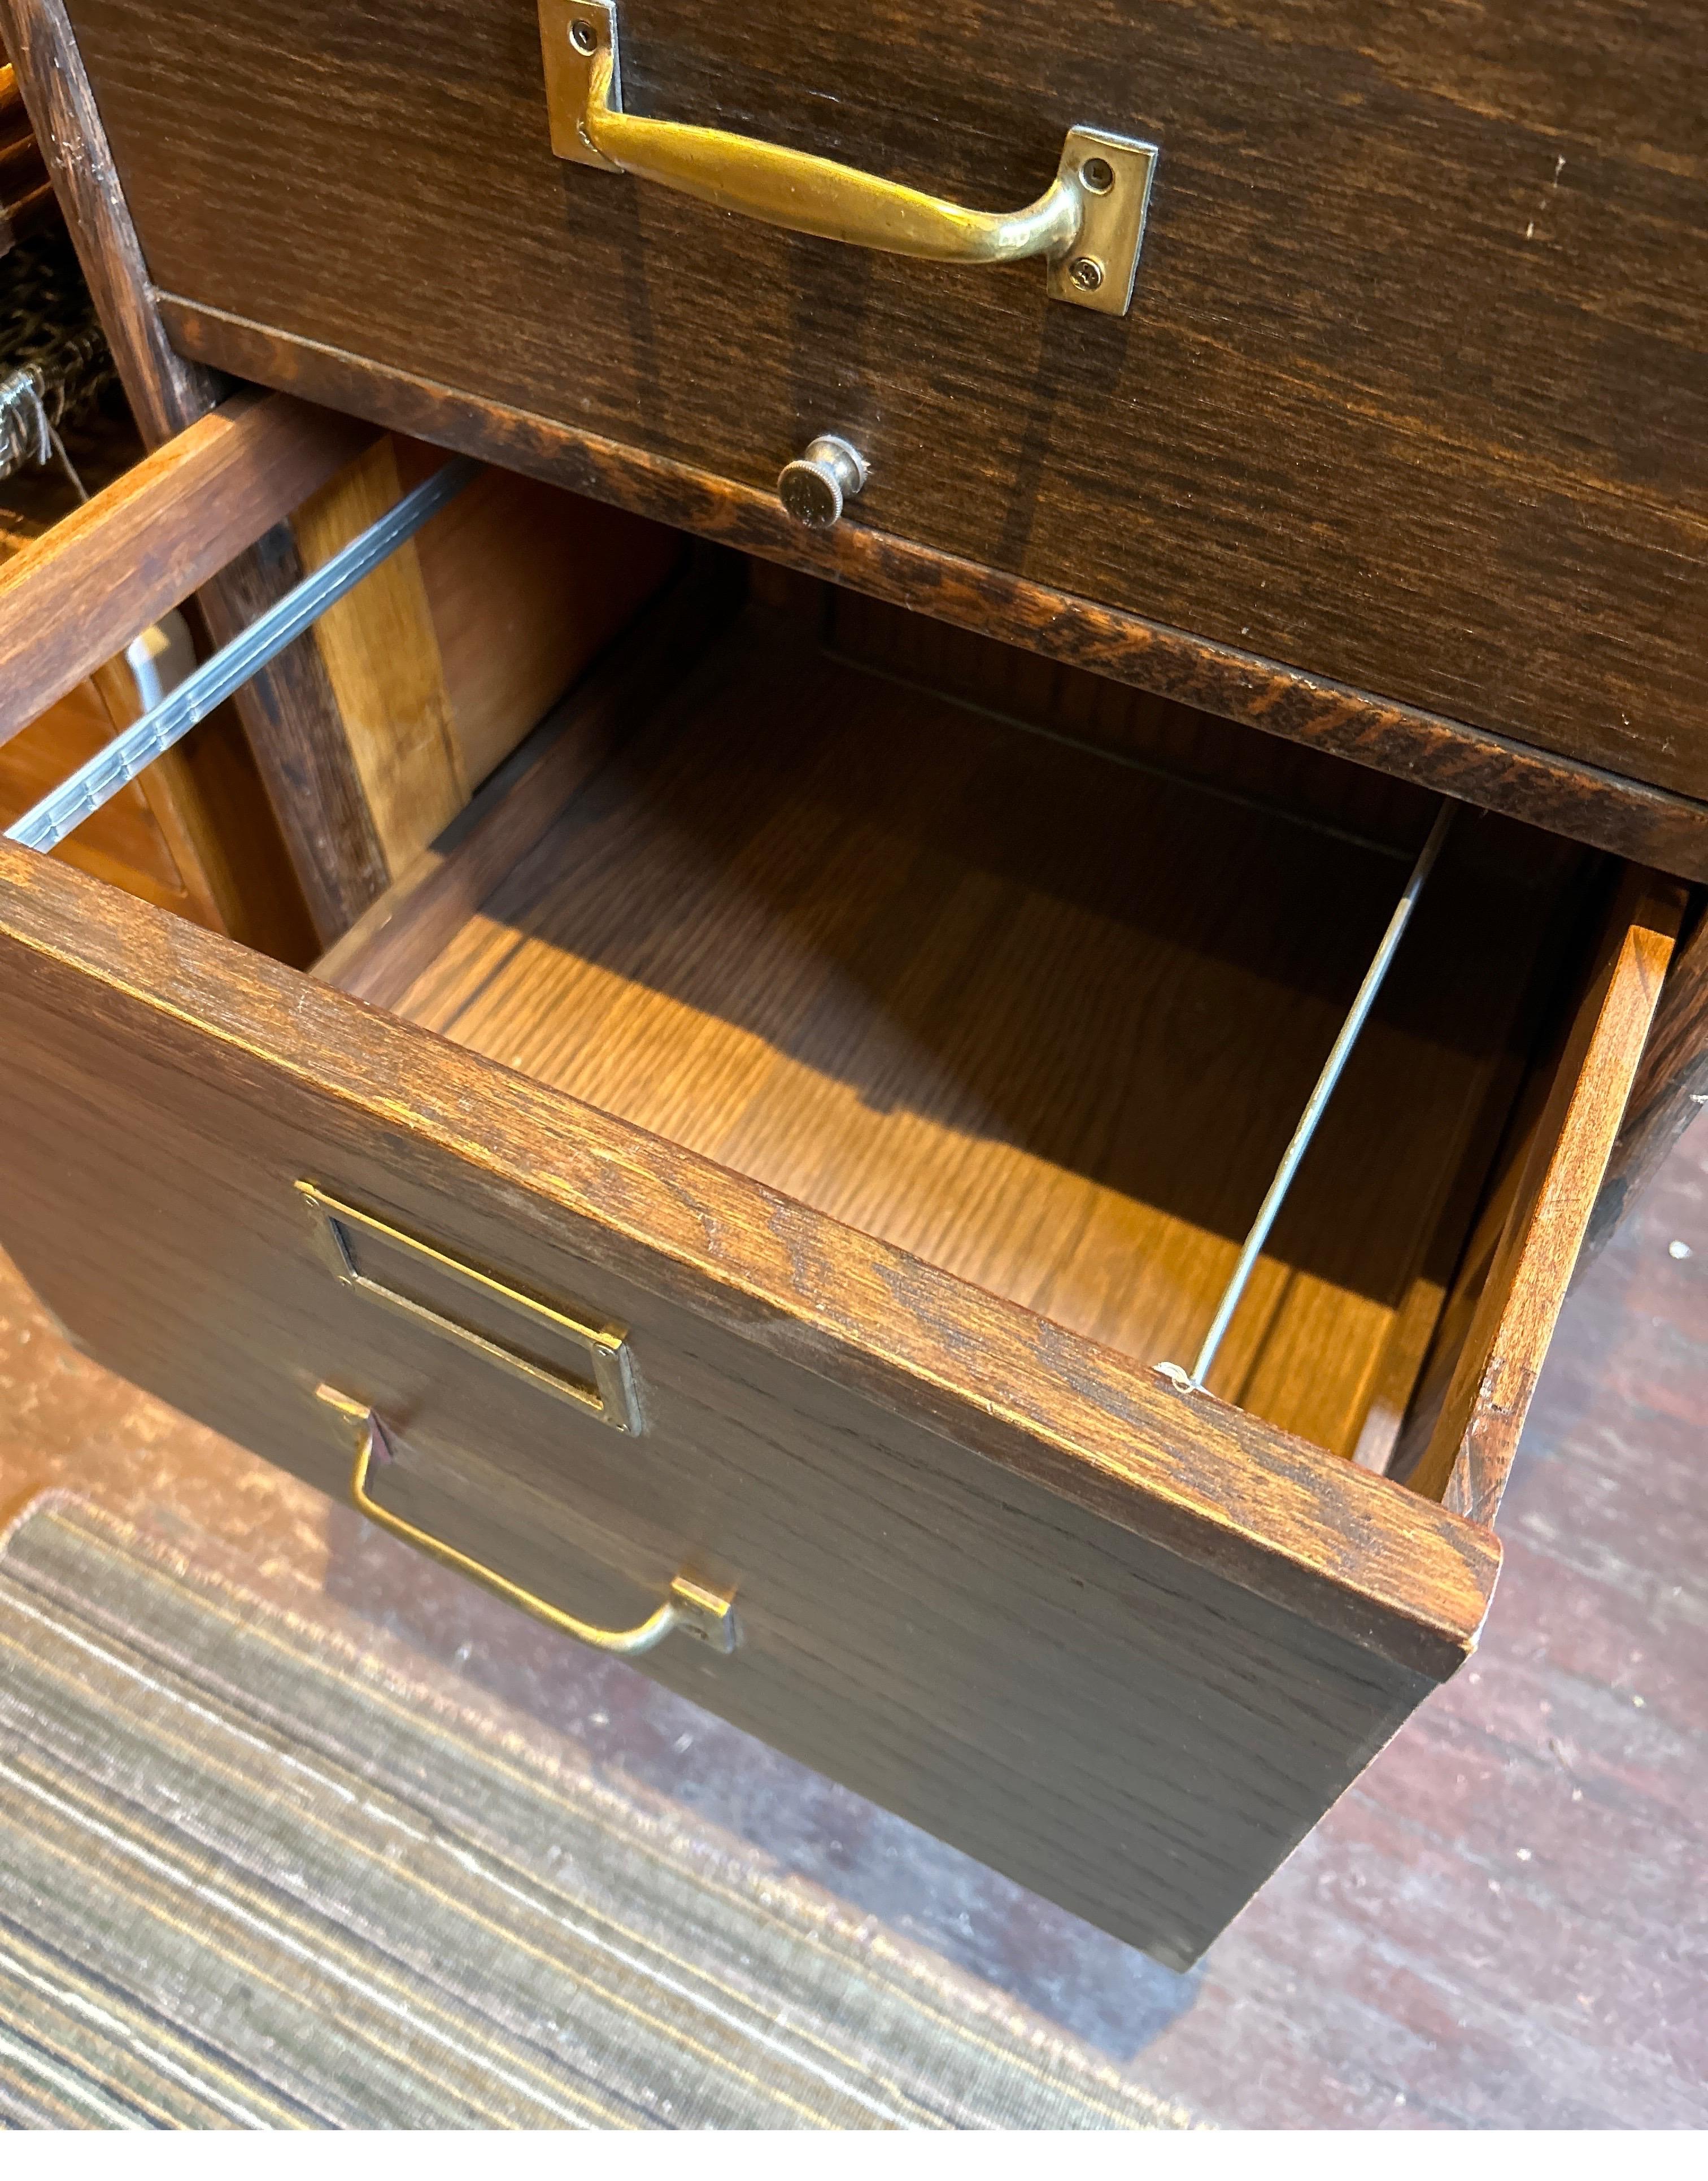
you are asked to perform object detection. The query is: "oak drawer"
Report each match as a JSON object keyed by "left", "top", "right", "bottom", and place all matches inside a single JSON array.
[
  {"left": 53, "top": 0, "right": 1708, "bottom": 826},
  {"left": 0, "top": 563, "right": 1678, "bottom": 1967}
]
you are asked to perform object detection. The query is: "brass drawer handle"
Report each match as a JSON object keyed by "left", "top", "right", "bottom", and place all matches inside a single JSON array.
[
  {"left": 538, "top": 1, "right": 1158, "bottom": 316},
  {"left": 317, "top": 1386, "right": 739, "bottom": 1655}
]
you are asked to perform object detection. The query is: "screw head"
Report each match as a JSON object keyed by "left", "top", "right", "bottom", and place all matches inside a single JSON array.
[
  {"left": 1079, "top": 156, "right": 1114, "bottom": 195},
  {"left": 570, "top": 17, "right": 597, "bottom": 52},
  {"left": 1068, "top": 256, "right": 1105, "bottom": 291}
]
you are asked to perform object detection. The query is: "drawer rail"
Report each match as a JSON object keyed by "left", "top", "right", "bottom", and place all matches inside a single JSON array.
[{"left": 5, "top": 453, "right": 475, "bottom": 854}]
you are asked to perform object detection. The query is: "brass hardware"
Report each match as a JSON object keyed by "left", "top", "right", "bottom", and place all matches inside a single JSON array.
[
  {"left": 538, "top": 0, "right": 1158, "bottom": 315},
  {"left": 778, "top": 434, "right": 867, "bottom": 529},
  {"left": 316, "top": 1387, "right": 738, "bottom": 1655},
  {"left": 297, "top": 1182, "right": 641, "bottom": 1434}
]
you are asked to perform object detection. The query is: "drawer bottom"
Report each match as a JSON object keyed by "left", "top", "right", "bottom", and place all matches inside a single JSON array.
[{"left": 365, "top": 597, "right": 1584, "bottom": 1469}]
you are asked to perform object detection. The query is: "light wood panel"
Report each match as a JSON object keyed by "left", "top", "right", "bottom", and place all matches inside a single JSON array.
[
  {"left": 0, "top": 388, "right": 372, "bottom": 746},
  {"left": 395, "top": 606, "right": 1580, "bottom": 1459},
  {"left": 291, "top": 436, "right": 469, "bottom": 870},
  {"left": 394, "top": 438, "right": 683, "bottom": 791},
  {"left": 315, "top": 554, "right": 740, "bottom": 1006},
  {"left": 1401, "top": 868, "right": 1683, "bottom": 1518},
  {"left": 0, "top": 671, "right": 201, "bottom": 912},
  {"left": 1585, "top": 891, "right": 1708, "bottom": 1261},
  {"left": 0, "top": 481, "right": 317, "bottom": 957},
  {"left": 293, "top": 434, "right": 682, "bottom": 880}
]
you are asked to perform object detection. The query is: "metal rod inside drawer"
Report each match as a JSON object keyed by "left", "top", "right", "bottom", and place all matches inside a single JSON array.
[
  {"left": 1165, "top": 799, "right": 1456, "bottom": 1393},
  {"left": 4, "top": 454, "right": 477, "bottom": 854}
]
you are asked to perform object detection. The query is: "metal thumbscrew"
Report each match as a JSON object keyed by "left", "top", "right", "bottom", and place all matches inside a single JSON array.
[
  {"left": 1068, "top": 256, "right": 1105, "bottom": 292},
  {"left": 570, "top": 17, "right": 597, "bottom": 51},
  {"left": 777, "top": 434, "right": 868, "bottom": 530}
]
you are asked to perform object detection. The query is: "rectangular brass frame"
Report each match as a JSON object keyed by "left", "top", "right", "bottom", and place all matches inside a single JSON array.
[{"left": 296, "top": 1181, "right": 642, "bottom": 1434}]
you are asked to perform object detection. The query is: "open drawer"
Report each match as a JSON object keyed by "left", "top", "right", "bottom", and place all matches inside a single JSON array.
[{"left": 0, "top": 469, "right": 1682, "bottom": 1970}]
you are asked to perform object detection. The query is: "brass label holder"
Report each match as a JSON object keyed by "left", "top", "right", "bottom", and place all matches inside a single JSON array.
[{"left": 297, "top": 1181, "right": 642, "bottom": 1434}]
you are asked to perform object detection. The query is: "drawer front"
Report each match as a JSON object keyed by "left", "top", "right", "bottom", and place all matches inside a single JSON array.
[
  {"left": 0, "top": 840, "right": 1499, "bottom": 1968},
  {"left": 63, "top": 0, "right": 1708, "bottom": 803}
]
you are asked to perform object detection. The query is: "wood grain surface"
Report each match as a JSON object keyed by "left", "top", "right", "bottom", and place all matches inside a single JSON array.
[
  {"left": 385, "top": 603, "right": 1575, "bottom": 1462},
  {"left": 0, "top": 0, "right": 390, "bottom": 939},
  {"left": 0, "top": 835, "right": 1518, "bottom": 1963},
  {"left": 0, "top": 670, "right": 206, "bottom": 913},
  {"left": 1585, "top": 897, "right": 1708, "bottom": 1263},
  {"left": 0, "top": 460, "right": 319, "bottom": 957},
  {"left": 0, "top": 57, "right": 53, "bottom": 250},
  {"left": 290, "top": 437, "right": 470, "bottom": 869},
  {"left": 0, "top": 837, "right": 1508, "bottom": 1658},
  {"left": 0, "top": 0, "right": 214, "bottom": 441},
  {"left": 58, "top": 0, "right": 1708, "bottom": 809},
  {"left": 1422, "top": 874, "right": 1681, "bottom": 1521},
  {"left": 291, "top": 438, "right": 681, "bottom": 881},
  {"left": 2, "top": 1113, "right": 1702, "bottom": 2118},
  {"left": 393, "top": 439, "right": 683, "bottom": 793},
  {"left": 0, "top": 389, "right": 373, "bottom": 746},
  {"left": 315, "top": 550, "right": 740, "bottom": 1007},
  {"left": 152, "top": 301, "right": 1708, "bottom": 887}
]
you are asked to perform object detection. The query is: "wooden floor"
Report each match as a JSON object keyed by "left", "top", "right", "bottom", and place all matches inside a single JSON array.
[{"left": 2, "top": 1105, "right": 1702, "bottom": 2123}]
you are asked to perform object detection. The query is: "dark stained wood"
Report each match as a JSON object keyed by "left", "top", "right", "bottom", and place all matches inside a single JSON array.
[
  {"left": 155, "top": 302, "right": 1708, "bottom": 887},
  {"left": 2, "top": 1118, "right": 1703, "bottom": 2121},
  {"left": 1584, "top": 894, "right": 1708, "bottom": 1263},
  {"left": 0, "top": 0, "right": 212, "bottom": 440},
  {"left": 0, "top": 835, "right": 1511, "bottom": 1965},
  {"left": 60, "top": 0, "right": 1708, "bottom": 806},
  {"left": 1399, "top": 869, "right": 1682, "bottom": 1520},
  {"left": 0, "top": 390, "right": 374, "bottom": 746},
  {"left": 0, "top": 833, "right": 1509, "bottom": 1673},
  {"left": 315, "top": 550, "right": 741, "bottom": 1008},
  {"left": 0, "top": 0, "right": 389, "bottom": 940}
]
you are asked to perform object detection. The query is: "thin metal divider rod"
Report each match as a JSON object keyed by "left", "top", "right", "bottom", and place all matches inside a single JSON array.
[
  {"left": 1180, "top": 799, "right": 1456, "bottom": 1391},
  {"left": 5, "top": 455, "right": 480, "bottom": 855}
]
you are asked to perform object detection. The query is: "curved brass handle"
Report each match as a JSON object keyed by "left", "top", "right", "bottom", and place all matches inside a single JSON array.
[
  {"left": 316, "top": 1386, "right": 738, "bottom": 1656},
  {"left": 539, "top": 0, "right": 1158, "bottom": 315}
]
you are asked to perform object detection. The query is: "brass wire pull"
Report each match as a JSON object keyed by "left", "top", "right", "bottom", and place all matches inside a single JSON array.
[
  {"left": 539, "top": 0, "right": 1158, "bottom": 315},
  {"left": 316, "top": 1386, "right": 739, "bottom": 1657}
]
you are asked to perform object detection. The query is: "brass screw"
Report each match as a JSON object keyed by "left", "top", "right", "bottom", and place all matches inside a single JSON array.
[
  {"left": 1068, "top": 256, "right": 1105, "bottom": 291},
  {"left": 570, "top": 18, "right": 597, "bottom": 51},
  {"left": 1080, "top": 156, "right": 1114, "bottom": 194}
]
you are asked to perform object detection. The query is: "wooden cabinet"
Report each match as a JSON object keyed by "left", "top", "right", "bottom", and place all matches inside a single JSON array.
[
  {"left": 43, "top": 0, "right": 1708, "bottom": 872},
  {"left": 1, "top": 0, "right": 1703, "bottom": 1966}
]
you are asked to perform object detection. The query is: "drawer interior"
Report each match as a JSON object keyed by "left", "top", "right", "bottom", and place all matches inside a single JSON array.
[
  {"left": 329, "top": 561, "right": 1597, "bottom": 1473},
  {"left": 0, "top": 537, "right": 1670, "bottom": 1970}
]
